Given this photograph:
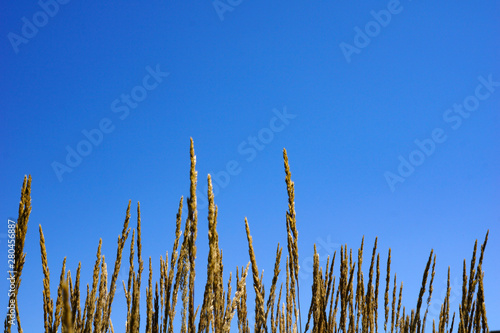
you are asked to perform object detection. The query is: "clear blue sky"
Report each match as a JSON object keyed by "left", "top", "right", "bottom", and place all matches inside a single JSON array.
[{"left": 1, "top": 1, "right": 499, "bottom": 331}]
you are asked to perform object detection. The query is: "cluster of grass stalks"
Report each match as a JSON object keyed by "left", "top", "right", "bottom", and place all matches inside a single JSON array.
[{"left": 4, "top": 139, "right": 490, "bottom": 333}]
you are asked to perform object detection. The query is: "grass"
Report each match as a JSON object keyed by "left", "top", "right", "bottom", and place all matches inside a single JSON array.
[{"left": 4, "top": 138, "right": 490, "bottom": 333}]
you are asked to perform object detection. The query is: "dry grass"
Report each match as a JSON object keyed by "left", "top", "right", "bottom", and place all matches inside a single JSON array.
[{"left": 4, "top": 140, "right": 491, "bottom": 333}]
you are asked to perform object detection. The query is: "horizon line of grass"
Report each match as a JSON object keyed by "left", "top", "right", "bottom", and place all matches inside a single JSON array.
[{"left": 4, "top": 139, "right": 490, "bottom": 333}]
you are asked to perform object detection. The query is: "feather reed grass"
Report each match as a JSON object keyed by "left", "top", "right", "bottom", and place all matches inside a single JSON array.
[
  {"left": 4, "top": 176, "right": 31, "bottom": 333},
  {"left": 5, "top": 140, "right": 491, "bottom": 333}
]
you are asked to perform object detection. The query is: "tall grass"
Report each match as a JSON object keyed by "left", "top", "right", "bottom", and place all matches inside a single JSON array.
[{"left": 4, "top": 139, "right": 490, "bottom": 333}]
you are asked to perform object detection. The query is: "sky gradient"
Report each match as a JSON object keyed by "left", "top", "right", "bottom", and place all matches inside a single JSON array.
[{"left": 1, "top": 0, "right": 499, "bottom": 331}]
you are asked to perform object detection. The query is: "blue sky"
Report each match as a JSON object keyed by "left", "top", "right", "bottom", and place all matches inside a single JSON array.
[{"left": 1, "top": 0, "right": 499, "bottom": 331}]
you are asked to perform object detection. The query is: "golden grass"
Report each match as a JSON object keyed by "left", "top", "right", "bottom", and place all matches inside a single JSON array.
[
  {"left": 4, "top": 140, "right": 491, "bottom": 333},
  {"left": 3, "top": 176, "right": 31, "bottom": 333}
]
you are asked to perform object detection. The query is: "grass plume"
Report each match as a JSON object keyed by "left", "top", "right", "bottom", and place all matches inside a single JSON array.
[{"left": 6, "top": 140, "right": 491, "bottom": 333}]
